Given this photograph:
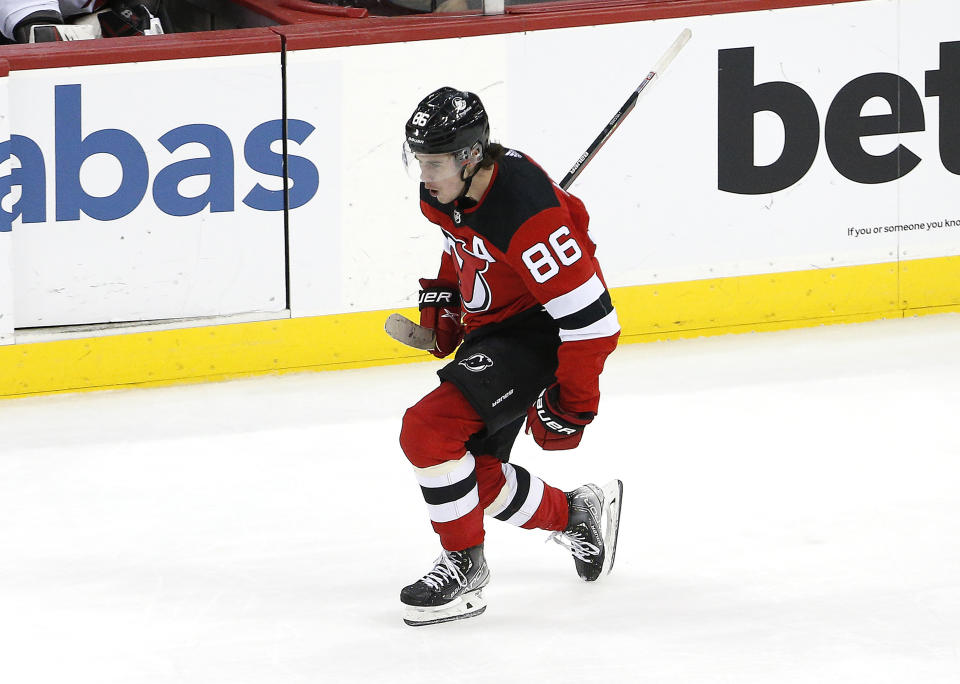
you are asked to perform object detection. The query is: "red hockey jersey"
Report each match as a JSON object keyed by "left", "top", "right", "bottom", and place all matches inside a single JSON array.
[{"left": 419, "top": 150, "right": 620, "bottom": 414}]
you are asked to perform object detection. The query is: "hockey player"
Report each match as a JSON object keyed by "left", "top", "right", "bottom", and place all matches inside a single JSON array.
[{"left": 398, "top": 86, "right": 623, "bottom": 626}]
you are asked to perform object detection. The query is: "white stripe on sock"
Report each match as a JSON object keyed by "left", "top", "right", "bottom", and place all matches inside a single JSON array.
[
  {"left": 484, "top": 463, "right": 518, "bottom": 517},
  {"left": 414, "top": 452, "right": 475, "bottom": 489},
  {"left": 426, "top": 486, "right": 480, "bottom": 524},
  {"left": 503, "top": 475, "right": 545, "bottom": 527}
]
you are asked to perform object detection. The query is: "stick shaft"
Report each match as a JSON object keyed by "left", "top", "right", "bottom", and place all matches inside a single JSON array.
[{"left": 559, "top": 28, "right": 692, "bottom": 191}]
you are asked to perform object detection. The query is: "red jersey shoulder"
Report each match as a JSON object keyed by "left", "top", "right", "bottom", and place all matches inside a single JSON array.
[{"left": 469, "top": 151, "right": 566, "bottom": 254}]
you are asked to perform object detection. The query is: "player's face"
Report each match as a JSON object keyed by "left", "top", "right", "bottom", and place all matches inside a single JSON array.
[
  {"left": 403, "top": 146, "right": 466, "bottom": 204},
  {"left": 423, "top": 172, "right": 466, "bottom": 204},
  {"left": 416, "top": 153, "right": 466, "bottom": 204}
]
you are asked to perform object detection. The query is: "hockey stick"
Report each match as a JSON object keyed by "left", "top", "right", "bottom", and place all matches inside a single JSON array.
[
  {"left": 559, "top": 27, "right": 692, "bottom": 191},
  {"left": 385, "top": 28, "right": 692, "bottom": 351},
  {"left": 385, "top": 312, "right": 436, "bottom": 351}
]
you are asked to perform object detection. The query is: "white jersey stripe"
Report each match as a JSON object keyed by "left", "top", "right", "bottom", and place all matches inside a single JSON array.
[
  {"left": 543, "top": 273, "right": 606, "bottom": 320},
  {"left": 559, "top": 309, "right": 621, "bottom": 342}
]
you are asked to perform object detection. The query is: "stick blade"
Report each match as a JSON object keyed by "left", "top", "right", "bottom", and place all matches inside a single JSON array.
[{"left": 385, "top": 313, "right": 436, "bottom": 351}]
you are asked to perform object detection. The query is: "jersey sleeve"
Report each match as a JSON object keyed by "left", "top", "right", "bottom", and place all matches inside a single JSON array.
[{"left": 505, "top": 204, "right": 620, "bottom": 415}]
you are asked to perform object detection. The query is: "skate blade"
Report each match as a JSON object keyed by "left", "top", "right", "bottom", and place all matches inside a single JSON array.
[
  {"left": 402, "top": 588, "right": 487, "bottom": 627},
  {"left": 600, "top": 479, "right": 623, "bottom": 576}
]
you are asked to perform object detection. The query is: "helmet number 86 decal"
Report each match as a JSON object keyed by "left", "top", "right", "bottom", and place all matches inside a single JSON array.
[
  {"left": 520, "top": 226, "right": 583, "bottom": 283},
  {"left": 411, "top": 111, "right": 431, "bottom": 127}
]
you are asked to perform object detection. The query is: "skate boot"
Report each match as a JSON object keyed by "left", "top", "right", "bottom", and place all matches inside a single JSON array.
[
  {"left": 548, "top": 480, "right": 623, "bottom": 581},
  {"left": 400, "top": 544, "right": 490, "bottom": 626}
]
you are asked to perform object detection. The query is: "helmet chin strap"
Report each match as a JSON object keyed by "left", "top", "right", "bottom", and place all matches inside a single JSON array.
[{"left": 456, "top": 164, "right": 480, "bottom": 205}]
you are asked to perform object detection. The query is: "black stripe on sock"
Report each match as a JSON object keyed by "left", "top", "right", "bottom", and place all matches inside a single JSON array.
[
  {"left": 494, "top": 465, "right": 531, "bottom": 521},
  {"left": 420, "top": 470, "right": 478, "bottom": 506}
]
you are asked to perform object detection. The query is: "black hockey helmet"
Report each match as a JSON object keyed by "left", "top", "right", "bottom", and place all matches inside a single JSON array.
[{"left": 404, "top": 87, "right": 489, "bottom": 163}]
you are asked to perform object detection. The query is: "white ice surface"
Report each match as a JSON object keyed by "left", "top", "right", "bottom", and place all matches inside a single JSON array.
[{"left": 2, "top": 315, "right": 959, "bottom": 684}]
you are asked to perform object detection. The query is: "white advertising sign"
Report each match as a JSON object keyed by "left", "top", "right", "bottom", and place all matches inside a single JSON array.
[
  {"left": 285, "top": 0, "right": 959, "bottom": 316},
  {"left": 285, "top": 34, "right": 509, "bottom": 317},
  {"left": 896, "top": 0, "right": 960, "bottom": 263},
  {"left": 282, "top": 57, "right": 343, "bottom": 319},
  {"left": 7, "top": 53, "right": 288, "bottom": 328},
  {"left": 510, "top": 0, "right": 960, "bottom": 287}
]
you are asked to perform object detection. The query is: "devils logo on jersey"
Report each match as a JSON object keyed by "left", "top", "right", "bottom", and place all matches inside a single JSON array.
[
  {"left": 445, "top": 231, "right": 495, "bottom": 313},
  {"left": 459, "top": 353, "right": 494, "bottom": 372}
]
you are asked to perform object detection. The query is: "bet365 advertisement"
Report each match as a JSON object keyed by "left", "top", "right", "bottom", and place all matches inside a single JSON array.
[
  {"left": 286, "top": 0, "right": 958, "bottom": 316},
  {"left": 505, "top": 0, "right": 960, "bottom": 289}
]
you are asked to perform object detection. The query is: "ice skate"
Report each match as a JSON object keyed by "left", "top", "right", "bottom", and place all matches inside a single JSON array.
[
  {"left": 401, "top": 544, "right": 490, "bottom": 626},
  {"left": 548, "top": 479, "right": 623, "bottom": 581}
]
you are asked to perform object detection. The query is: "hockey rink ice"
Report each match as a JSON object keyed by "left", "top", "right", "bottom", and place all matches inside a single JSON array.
[{"left": 2, "top": 314, "right": 959, "bottom": 684}]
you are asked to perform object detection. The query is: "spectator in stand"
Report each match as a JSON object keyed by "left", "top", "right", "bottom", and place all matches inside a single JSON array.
[
  {"left": 2, "top": 0, "right": 163, "bottom": 42},
  {"left": 2, "top": 0, "right": 99, "bottom": 41}
]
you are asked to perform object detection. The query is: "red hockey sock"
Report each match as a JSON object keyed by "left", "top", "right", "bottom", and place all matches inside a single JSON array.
[{"left": 476, "top": 456, "right": 568, "bottom": 532}]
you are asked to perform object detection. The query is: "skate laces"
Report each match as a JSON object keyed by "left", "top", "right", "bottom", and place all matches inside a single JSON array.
[
  {"left": 420, "top": 551, "right": 468, "bottom": 590},
  {"left": 547, "top": 530, "right": 600, "bottom": 562}
]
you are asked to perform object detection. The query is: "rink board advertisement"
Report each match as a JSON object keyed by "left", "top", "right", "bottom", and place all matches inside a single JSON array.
[
  {"left": 1, "top": 0, "right": 959, "bottom": 397},
  {"left": 284, "top": 35, "right": 509, "bottom": 317},
  {"left": 511, "top": 2, "right": 959, "bottom": 285},
  {"left": 286, "top": 0, "right": 959, "bottom": 318},
  {"left": 5, "top": 53, "right": 288, "bottom": 328}
]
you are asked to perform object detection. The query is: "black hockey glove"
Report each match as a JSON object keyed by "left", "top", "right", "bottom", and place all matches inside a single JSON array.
[{"left": 525, "top": 384, "right": 595, "bottom": 451}]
